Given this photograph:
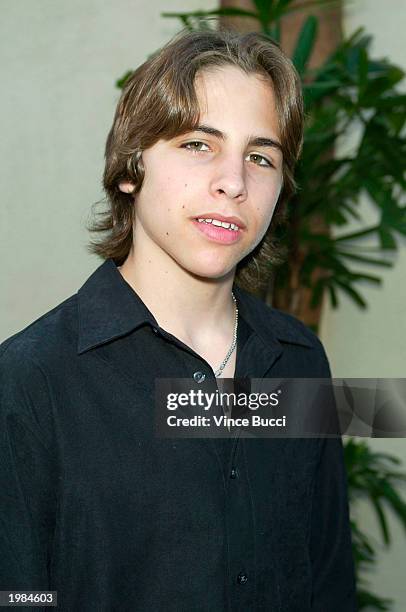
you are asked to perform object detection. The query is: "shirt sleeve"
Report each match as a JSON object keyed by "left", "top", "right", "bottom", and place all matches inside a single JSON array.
[
  {"left": 0, "top": 342, "right": 58, "bottom": 595},
  {"left": 309, "top": 341, "right": 358, "bottom": 610}
]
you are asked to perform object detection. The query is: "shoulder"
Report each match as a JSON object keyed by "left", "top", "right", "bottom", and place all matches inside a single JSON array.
[
  {"left": 267, "top": 305, "right": 324, "bottom": 349},
  {"left": 234, "top": 285, "right": 331, "bottom": 377},
  {"left": 0, "top": 294, "right": 79, "bottom": 373},
  {"left": 235, "top": 285, "right": 323, "bottom": 348},
  {"left": 0, "top": 297, "right": 78, "bottom": 451}
]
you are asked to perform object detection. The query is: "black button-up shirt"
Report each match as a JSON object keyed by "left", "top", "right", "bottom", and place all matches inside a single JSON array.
[{"left": 0, "top": 258, "right": 356, "bottom": 611}]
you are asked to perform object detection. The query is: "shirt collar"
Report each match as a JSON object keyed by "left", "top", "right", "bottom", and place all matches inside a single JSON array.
[
  {"left": 232, "top": 284, "right": 313, "bottom": 349},
  {"left": 77, "top": 258, "right": 313, "bottom": 355}
]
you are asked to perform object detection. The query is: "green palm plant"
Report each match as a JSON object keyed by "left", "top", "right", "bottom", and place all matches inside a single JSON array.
[
  {"left": 115, "top": 1, "right": 406, "bottom": 607},
  {"left": 345, "top": 439, "right": 406, "bottom": 610},
  {"left": 161, "top": 0, "right": 406, "bottom": 322}
]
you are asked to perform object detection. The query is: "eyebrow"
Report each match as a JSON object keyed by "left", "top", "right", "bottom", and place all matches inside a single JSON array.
[{"left": 192, "top": 124, "right": 283, "bottom": 154}]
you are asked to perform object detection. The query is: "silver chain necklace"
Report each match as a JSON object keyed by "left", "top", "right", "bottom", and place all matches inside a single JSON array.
[{"left": 214, "top": 292, "right": 238, "bottom": 378}]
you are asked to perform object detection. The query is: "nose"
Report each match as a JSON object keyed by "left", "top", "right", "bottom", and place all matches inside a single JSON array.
[{"left": 210, "top": 154, "right": 248, "bottom": 202}]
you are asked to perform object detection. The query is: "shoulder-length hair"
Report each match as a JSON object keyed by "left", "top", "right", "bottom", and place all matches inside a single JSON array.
[{"left": 86, "top": 27, "right": 304, "bottom": 291}]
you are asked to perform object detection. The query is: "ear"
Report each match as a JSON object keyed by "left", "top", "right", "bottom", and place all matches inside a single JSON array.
[{"left": 118, "top": 181, "right": 135, "bottom": 194}]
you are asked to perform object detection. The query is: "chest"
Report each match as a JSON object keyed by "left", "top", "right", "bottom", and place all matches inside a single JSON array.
[
  {"left": 50, "top": 335, "right": 322, "bottom": 609},
  {"left": 200, "top": 345, "right": 237, "bottom": 379}
]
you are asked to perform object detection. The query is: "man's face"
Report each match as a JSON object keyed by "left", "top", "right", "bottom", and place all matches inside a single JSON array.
[{"left": 120, "top": 64, "right": 284, "bottom": 280}]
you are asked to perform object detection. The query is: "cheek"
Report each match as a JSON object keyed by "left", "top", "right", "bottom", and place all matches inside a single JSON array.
[
  {"left": 248, "top": 186, "right": 281, "bottom": 246},
  {"left": 142, "top": 152, "right": 185, "bottom": 192},
  {"left": 135, "top": 178, "right": 192, "bottom": 232},
  {"left": 257, "top": 186, "right": 281, "bottom": 225},
  {"left": 268, "top": 179, "right": 283, "bottom": 213},
  {"left": 141, "top": 168, "right": 188, "bottom": 209}
]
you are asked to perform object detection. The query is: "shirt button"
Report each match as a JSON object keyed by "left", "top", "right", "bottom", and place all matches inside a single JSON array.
[
  {"left": 193, "top": 371, "right": 206, "bottom": 383},
  {"left": 152, "top": 327, "right": 159, "bottom": 334},
  {"left": 237, "top": 572, "right": 248, "bottom": 585},
  {"left": 230, "top": 468, "right": 238, "bottom": 479}
]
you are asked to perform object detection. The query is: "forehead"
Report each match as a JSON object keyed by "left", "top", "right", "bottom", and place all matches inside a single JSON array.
[{"left": 193, "top": 65, "right": 280, "bottom": 139}]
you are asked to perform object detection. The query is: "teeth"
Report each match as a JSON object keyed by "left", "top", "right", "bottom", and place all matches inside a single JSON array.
[{"left": 197, "top": 218, "right": 239, "bottom": 231}]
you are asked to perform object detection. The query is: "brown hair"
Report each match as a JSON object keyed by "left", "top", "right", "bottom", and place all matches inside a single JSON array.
[{"left": 86, "top": 26, "right": 304, "bottom": 291}]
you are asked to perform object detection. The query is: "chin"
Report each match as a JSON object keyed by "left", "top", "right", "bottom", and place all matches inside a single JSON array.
[
  {"left": 172, "top": 249, "right": 238, "bottom": 280},
  {"left": 185, "top": 262, "right": 236, "bottom": 281}
]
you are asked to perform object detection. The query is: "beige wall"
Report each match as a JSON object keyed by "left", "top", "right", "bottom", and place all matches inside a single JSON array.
[
  {"left": 0, "top": 0, "right": 217, "bottom": 340},
  {"left": 320, "top": 1, "right": 406, "bottom": 609}
]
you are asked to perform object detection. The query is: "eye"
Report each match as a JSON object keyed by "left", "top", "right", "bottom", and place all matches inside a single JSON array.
[
  {"left": 181, "top": 141, "right": 210, "bottom": 153},
  {"left": 181, "top": 141, "right": 275, "bottom": 168},
  {"left": 248, "top": 153, "right": 274, "bottom": 168}
]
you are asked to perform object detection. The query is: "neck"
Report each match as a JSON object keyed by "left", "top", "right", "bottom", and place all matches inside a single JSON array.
[{"left": 117, "top": 244, "right": 237, "bottom": 352}]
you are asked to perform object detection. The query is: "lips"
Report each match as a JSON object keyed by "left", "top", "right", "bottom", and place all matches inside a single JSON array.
[
  {"left": 194, "top": 213, "right": 246, "bottom": 230},
  {"left": 191, "top": 218, "right": 242, "bottom": 245}
]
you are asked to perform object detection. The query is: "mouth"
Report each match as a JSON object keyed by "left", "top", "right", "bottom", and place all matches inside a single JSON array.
[
  {"left": 191, "top": 217, "right": 244, "bottom": 245},
  {"left": 193, "top": 213, "right": 246, "bottom": 229}
]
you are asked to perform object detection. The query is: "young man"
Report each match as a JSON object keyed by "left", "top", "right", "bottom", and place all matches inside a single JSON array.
[{"left": 0, "top": 29, "right": 356, "bottom": 611}]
